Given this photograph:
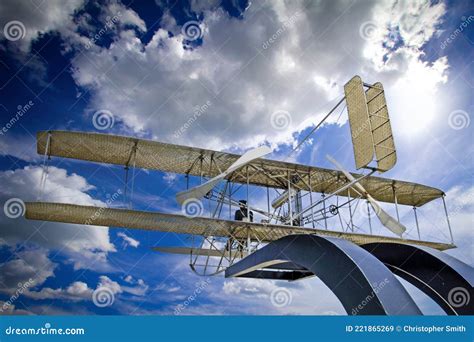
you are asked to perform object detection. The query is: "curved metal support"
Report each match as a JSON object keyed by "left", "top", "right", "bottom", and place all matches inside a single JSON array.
[
  {"left": 225, "top": 234, "right": 421, "bottom": 315},
  {"left": 362, "top": 243, "right": 474, "bottom": 315}
]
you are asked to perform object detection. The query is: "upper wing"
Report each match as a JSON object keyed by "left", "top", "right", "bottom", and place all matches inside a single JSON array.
[
  {"left": 25, "top": 202, "right": 454, "bottom": 251},
  {"left": 36, "top": 131, "right": 444, "bottom": 206}
]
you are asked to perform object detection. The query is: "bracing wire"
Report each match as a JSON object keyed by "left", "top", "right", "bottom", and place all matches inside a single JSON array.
[{"left": 285, "top": 96, "right": 345, "bottom": 160}]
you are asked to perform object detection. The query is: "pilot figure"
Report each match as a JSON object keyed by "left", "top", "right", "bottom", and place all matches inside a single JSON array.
[{"left": 234, "top": 200, "right": 253, "bottom": 222}]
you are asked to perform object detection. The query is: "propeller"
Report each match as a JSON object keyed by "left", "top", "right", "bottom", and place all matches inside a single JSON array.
[
  {"left": 326, "top": 155, "right": 406, "bottom": 237},
  {"left": 176, "top": 146, "right": 272, "bottom": 205}
]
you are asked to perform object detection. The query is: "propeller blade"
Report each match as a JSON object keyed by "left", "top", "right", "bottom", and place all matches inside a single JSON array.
[
  {"left": 176, "top": 146, "right": 272, "bottom": 205},
  {"left": 326, "top": 155, "right": 406, "bottom": 237},
  {"left": 176, "top": 176, "right": 221, "bottom": 205},
  {"left": 226, "top": 146, "right": 272, "bottom": 174},
  {"left": 366, "top": 194, "right": 406, "bottom": 237},
  {"left": 325, "top": 155, "right": 366, "bottom": 194}
]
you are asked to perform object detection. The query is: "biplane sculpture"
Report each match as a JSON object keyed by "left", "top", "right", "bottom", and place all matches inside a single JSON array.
[{"left": 24, "top": 76, "right": 473, "bottom": 315}]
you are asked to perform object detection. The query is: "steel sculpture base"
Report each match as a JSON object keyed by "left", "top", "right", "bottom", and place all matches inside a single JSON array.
[
  {"left": 225, "top": 234, "right": 421, "bottom": 315},
  {"left": 362, "top": 243, "right": 474, "bottom": 315}
]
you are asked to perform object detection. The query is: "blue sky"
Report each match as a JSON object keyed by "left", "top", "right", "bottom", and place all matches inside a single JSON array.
[{"left": 0, "top": 0, "right": 472, "bottom": 315}]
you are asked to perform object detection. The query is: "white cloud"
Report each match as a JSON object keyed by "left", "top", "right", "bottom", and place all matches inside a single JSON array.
[
  {"left": 121, "top": 276, "right": 148, "bottom": 297},
  {"left": 23, "top": 274, "right": 148, "bottom": 305},
  {"left": 0, "top": 248, "right": 56, "bottom": 294},
  {"left": 0, "top": 0, "right": 148, "bottom": 88},
  {"left": 102, "top": 1, "right": 146, "bottom": 32},
  {"left": 0, "top": 0, "right": 85, "bottom": 52},
  {"left": 446, "top": 185, "right": 474, "bottom": 209},
  {"left": 162, "top": 173, "right": 177, "bottom": 184},
  {"left": 0, "top": 166, "right": 116, "bottom": 270},
  {"left": 362, "top": 1, "right": 446, "bottom": 64},
  {"left": 60, "top": 0, "right": 449, "bottom": 157},
  {"left": 117, "top": 232, "right": 140, "bottom": 248},
  {"left": 155, "top": 283, "right": 181, "bottom": 293},
  {"left": 25, "top": 281, "right": 92, "bottom": 301},
  {"left": 0, "top": 135, "right": 39, "bottom": 162},
  {"left": 218, "top": 277, "right": 345, "bottom": 315},
  {"left": 97, "top": 275, "right": 122, "bottom": 295}
]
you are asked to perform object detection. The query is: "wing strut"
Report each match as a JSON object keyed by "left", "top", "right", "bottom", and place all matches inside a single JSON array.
[{"left": 326, "top": 155, "right": 406, "bottom": 237}]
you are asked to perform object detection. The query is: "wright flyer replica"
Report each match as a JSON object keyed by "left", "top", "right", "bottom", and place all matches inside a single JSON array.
[{"left": 24, "top": 76, "right": 473, "bottom": 315}]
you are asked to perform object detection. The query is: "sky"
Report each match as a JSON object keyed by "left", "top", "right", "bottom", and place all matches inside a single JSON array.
[{"left": 0, "top": 0, "right": 472, "bottom": 315}]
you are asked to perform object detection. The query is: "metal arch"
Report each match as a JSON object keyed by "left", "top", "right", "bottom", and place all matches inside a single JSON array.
[
  {"left": 361, "top": 243, "right": 474, "bottom": 315},
  {"left": 225, "top": 234, "right": 421, "bottom": 315}
]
